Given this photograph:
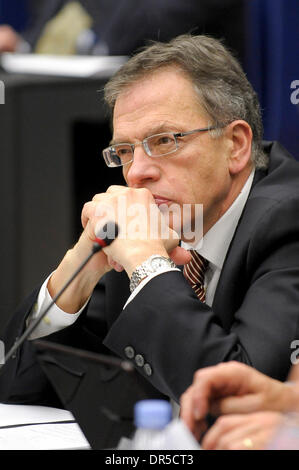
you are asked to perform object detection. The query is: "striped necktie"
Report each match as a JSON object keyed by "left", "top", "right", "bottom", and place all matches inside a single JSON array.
[{"left": 183, "top": 251, "right": 209, "bottom": 302}]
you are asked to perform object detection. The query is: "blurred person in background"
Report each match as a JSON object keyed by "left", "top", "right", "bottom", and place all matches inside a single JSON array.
[{"left": 0, "top": 0, "right": 245, "bottom": 58}]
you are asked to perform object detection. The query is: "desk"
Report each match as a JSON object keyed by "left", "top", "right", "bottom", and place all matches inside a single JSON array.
[
  {"left": 0, "top": 403, "right": 90, "bottom": 450},
  {"left": 0, "top": 72, "right": 124, "bottom": 331}
]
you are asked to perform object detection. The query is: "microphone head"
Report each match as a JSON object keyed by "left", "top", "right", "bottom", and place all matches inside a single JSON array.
[{"left": 95, "top": 221, "right": 119, "bottom": 246}]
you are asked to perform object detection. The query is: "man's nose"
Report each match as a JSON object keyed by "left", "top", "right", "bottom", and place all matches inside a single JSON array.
[{"left": 125, "top": 145, "right": 160, "bottom": 187}]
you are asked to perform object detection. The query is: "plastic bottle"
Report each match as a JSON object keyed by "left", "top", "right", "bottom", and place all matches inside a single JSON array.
[{"left": 131, "top": 399, "right": 172, "bottom": 450}]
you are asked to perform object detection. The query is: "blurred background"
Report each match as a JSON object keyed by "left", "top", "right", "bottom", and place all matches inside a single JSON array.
[{"left": 0, "top": 0, "right": 298, "bottom": 332}]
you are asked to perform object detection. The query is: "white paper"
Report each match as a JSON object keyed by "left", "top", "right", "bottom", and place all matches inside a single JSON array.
[
  {"left": 0, "top": 403, "right": 90, "bottom": 450},
  {"left": 1, "top": 53, "right": 128, "bottom": 78},
  {"left": 0, "top": 403, "right": 74, "bottom": 426}
]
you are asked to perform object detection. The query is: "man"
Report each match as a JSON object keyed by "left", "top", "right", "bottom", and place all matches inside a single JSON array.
[
  {"left": 180, "top": 361, "right": 299, "bottom": 449},
  {"left": 1, "top": 34, "right": 299, "bottom": 407}
]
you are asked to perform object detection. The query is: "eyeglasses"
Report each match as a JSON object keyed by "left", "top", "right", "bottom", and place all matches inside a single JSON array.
[{"left": 102, "top": 125, "right": 221, "bottom": 168}]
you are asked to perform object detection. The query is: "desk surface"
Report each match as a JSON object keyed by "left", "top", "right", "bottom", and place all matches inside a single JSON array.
[{"left": 0, "top": 403, "right": 90, "bottom": 450}]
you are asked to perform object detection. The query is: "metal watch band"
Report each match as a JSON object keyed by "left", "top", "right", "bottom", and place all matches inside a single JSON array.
[{"left": 129, "top": 255, "right": 176, "bottom": 293}]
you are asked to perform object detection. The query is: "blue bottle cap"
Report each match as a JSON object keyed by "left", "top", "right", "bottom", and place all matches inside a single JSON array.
[{"left": 134, "top": 399, "right": 172, "bottom": 429}]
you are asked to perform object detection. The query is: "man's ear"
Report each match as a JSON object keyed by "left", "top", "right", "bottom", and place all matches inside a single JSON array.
[{"left": 226, "top": 120, "right": 253, "bottom": 175}]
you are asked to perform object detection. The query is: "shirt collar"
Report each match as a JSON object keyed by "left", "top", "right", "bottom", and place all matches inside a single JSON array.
[{"left": 182, "top": 169, "right": 255, "bottom": 270}]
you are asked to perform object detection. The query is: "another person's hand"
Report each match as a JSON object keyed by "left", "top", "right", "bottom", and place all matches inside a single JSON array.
[
  {"left": 180, "top": 361, "right": 299, "bottom": 440},
  {"left": 288, "top": 361, "right": 299, "bottom": 382},
  {"left": 0, "top": 25, "right": 20, "bottom": 52},
  {"left": 201, "top": 411, "right": 283, "bottom": 450}
]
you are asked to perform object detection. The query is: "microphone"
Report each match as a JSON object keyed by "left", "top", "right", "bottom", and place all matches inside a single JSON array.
[{"left": 1, "top": 221, "right": 119, "bottom": 368}]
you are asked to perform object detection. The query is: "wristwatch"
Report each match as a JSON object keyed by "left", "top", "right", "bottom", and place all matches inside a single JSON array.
[{"left": 129, "top": 255, "right": 177, "bottom": 293}]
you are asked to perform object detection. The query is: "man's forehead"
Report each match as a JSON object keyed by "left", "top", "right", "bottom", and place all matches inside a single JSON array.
[
  {"left": 113, "top": 67, "right": 199, "bottom": 113},
  {"left": 112, "top": 70, "right": 205, "bottom": 141}
]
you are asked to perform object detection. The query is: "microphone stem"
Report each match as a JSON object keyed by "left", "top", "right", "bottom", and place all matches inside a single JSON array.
[{"left": 3, "top": 243, "right": 101, "bottom": 366}]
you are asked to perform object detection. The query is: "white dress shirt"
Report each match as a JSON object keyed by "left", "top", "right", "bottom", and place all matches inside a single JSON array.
[
  {"left": 28, "top": 170, "right": 254, "bottom": 339},
  {"left": 191, "top": 169, "right": 255, "bottom": 307}
]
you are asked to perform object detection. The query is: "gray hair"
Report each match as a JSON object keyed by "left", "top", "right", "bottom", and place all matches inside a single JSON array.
[{"left": 104, "top": 34, "right": 268, "bottom": 169}]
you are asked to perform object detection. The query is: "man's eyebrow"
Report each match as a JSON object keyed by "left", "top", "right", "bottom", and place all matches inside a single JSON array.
[{"left": 109, "top": 122, "right": 180, "bottom": 146}]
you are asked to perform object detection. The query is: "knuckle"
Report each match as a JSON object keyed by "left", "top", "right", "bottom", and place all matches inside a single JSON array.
[
  {"left": 136, "top": 187, "right": 152, "bottom": 199},
  {"left": 106, "top": 185, "right": 123, "bottom": 193},
  {"left": 180, "top": 390, "right": 186, "bottom": 400},
  {"left": 82, "top": 201, "right": 92, "bottom": 215},
  {"left": 180, "top": 389, "right": 190, "bottom": 402},
  {"left": 194, "top": 369, "right": 203, "bottom": 380},
  {"left": 216, "top": 415, "right": 229, "bottom": 430}
]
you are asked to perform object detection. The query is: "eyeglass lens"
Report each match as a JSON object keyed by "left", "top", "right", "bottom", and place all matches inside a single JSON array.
[{"left": 105, "top": 133, "right": 178, "bottom": 167}]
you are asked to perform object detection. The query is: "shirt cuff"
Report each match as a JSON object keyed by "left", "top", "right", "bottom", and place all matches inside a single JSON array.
[
  {"left": 28, "top": 272, "right": 89, "bottom": 340},
  {"left": 123, "top": 267, "right": 180, "bottom": 310}
]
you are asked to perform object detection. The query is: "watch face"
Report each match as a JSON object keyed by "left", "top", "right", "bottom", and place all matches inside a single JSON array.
[{"left": 150, "top": 256, "right": 168, "bottom": 270}]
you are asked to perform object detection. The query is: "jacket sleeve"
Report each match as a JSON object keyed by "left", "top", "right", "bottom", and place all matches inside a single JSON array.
[
  {"left": 0, "top": 280, "right": 108, "bottom": 406},
  {"left": 103, "top": 196, "right": 299, "bottom": 402}
]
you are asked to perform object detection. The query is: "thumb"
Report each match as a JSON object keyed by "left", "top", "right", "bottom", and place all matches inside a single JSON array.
[{"left": 169, "top": 246, "right": 191, "bottom": 266}]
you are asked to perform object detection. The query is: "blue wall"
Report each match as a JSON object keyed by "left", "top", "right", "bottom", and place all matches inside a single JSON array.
[
  {"left": 0, "top": 0, "right": 28, "bottom": 32},
  {"left": 245, "top": 0, "right": 299, "bottom": 159}
]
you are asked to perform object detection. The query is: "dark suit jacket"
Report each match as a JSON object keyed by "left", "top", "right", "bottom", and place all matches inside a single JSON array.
[{"left": 1, "top": 141, "right": 299, "bottom": 407}]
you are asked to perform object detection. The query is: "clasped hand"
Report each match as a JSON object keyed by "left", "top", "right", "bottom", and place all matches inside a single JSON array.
[{"left": 80, "top": 185, "right": 191, "bottom": 277}]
